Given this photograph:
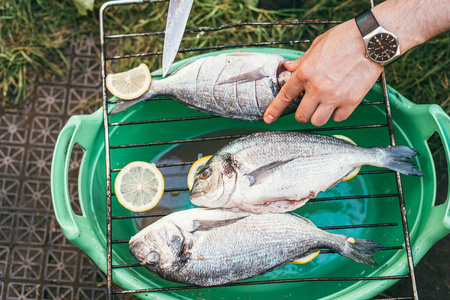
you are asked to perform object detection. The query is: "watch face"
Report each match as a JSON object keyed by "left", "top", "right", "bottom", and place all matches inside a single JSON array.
[{"left": 367, "top": 33, "right": 398, "bottom": 62}]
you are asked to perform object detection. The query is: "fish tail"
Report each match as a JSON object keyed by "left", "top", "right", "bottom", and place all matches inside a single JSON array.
[
  {"left": 109, "top": 85, "right": 157, "bottom": 115},
  {"left": 339, "top": 237, "right": 383, "bottom": 266},
  {"left": 375, "top": 146, "right": 423, "bottom": 176}
]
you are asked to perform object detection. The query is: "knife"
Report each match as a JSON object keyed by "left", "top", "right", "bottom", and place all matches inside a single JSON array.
[{"left": 162, "top": 0, "right": 195, "bottom": 78}]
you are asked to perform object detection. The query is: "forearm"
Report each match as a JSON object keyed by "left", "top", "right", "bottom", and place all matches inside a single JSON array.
[{"left": 372, "top": 0, "right": 450, "bottom": 53}]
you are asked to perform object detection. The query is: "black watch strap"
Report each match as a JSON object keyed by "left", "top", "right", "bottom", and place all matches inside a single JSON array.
[{"left": 355, "top": 10, "right": 379, "bottom": 37}]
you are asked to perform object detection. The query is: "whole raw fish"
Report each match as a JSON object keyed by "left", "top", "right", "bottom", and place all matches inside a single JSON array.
[
  {"left": 190, "top": 131, "right": 422, "bottom": 213},
  {"left": 110, "top": 52, "right": 300, "bottom": 120},
  {"left": 129, "top": 208, "right": 382, "bottom": 286}
]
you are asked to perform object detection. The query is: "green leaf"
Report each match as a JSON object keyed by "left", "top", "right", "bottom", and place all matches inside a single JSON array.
[{"left": 73, "top": 0, "right": 94, "bottom": 15}]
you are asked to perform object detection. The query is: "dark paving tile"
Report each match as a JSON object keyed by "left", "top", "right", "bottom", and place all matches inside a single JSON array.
[
  {"left": 25, "top": 147, "right": 53, "bottom": 178},
  {"left": 80, "top": 253, "right": 107, "bottom": 284},
  {"left": 74, "top": 32, "right": 100, "bottom": 58},
  {"left": 45, "top": 249, "right": 78, "bottom": 283},
  {"left": 10, "top": 247, "right": 44, "bottom": 280},
  {"left": 67, "top": 87, "right": 102, "bottom": 115},
  {"left": 19, "top": 180, "right": 53, "bottom": 212},
  {"left": 0, "top": 114, "right": 29, "bottom": 145},
  {"left": 0, "top": 246, "right": 9, "bottom": 278},
  {"left": 48, "top": 216, "right": 73, "bottom": 247},
  {"left": 77, "top": 287, "right": 107, "bottom": 300},
  {"left": 35, "top": 85, "right": 67, "bottom": 115},
  {"left": 15, "top": 213, "right": 49, "bottom": 245},
  {"left": 0, "top": 178, "right": 20, "bottom": 209},
  {"left": 6, "top": 282, "right": 40, "bottom": 300},
  {"left": 0, "top": 213, "right": 14, "bottom": 243},
  {"left": 0, "top": 145, "right": 25, "bottom": 176},
  {"left": 71, "top": 57, "right": 101, "bottom": 87},
  {"left": 42, "top": 284, "right": 74, "bottom": 300},
  {"left": 30, "top": 115, "right": 64, "bottom": 147}
]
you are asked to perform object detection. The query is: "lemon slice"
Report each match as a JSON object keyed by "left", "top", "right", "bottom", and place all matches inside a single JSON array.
[
  {"left": 114, "top": 161, "right": 164, "bottom": 212},
  {"left": 106, "top": 63, "right": 151, "bottom": 100},
  {"left": 291, "top": 250, "right": 321, "bottom": 264},
  {"left": 187, "top": 155, "right": 212, "bottom": 190},
  {"left": 333, "top": 135, "right": 361, "bottom": 182}
]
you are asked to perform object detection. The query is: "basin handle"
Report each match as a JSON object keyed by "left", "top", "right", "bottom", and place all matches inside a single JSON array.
[
  {"left": 414, "top": 104, "right": 450, "bottom": 254},
  {"left": 51, "top": 113, "right": 100, "bottom": 243}
]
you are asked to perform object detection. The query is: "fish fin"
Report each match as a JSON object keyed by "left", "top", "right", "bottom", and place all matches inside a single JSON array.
[
  {"left": 109, "top": 99, "right": 143, "bottom": 115},
  {"left": 287, "top": 212, "right": 317, "bottom": 226},
  {"left": 109, "top": 86, "right": 157, "bottom": 115},
  {"left": 190, "top": 216, "right": 247, "bottom": 233},
  {"left": 246, "top": 158, "right": 295, "bottom": 187},
  {"left": 217, "top": 67, "right": 269, "bottom": 85},
  {"left": 342, "top": 237, "right": 383, "bottom": 266},
  {"left": 377, "top": 146, "right": 423, "bottom": 176}
]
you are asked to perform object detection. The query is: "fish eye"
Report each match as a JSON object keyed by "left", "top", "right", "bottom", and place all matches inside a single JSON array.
[
  {"left": 146, "top": 251, "right": 160, "bottom": 264},
  {"left": 199, "top": 168, "right": 211, "bottom": 180}
]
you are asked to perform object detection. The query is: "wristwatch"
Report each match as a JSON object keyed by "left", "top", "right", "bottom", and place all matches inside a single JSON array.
[{"left": 355, "top": 9, "right": 401, "bottom": 67}]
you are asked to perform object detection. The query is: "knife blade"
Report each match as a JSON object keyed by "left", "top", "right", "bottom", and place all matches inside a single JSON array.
[{"left": 162, "top": 0, "right": 195, "bottom": 78}]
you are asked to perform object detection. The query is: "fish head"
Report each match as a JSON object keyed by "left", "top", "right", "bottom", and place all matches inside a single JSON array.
[
  {"left": 129, "top": 220, "right": 183, "bottom": 274},
  {"left": 189, "top": 153, "right": 238, "bottom": 208}
]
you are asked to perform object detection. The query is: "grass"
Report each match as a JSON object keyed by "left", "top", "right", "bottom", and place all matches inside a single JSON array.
[{"left": 1, "top": 0, "right": 448, "bottom": 114}]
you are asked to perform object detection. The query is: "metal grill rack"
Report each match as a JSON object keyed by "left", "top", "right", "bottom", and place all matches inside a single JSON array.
[{"left": 99, "top": 0, "right": 419, "bottom": 299}]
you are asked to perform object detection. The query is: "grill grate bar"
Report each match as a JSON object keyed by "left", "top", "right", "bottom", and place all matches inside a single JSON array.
[
  {"left": 109, "top": 124, "right": 388, "bottom": 149},
  {"left": 309, "top": 193, "right": 399, "bottom": 202},
  {"left": 108, "top": 101, "right": 384, "bottom": 127},
  {"left": 105, "top": 40, "right": 313, "bottom": 61},
  {"left": 112, "top": 246, "right": 403, "bottom": 268},
  {"left": 105, "top": 20, "right": 342, "bottom": 40},
  {"left": 113, "top": 275, "right": 411, "bottom": 294},
  {"left": 381, "top": 72, "right": 419, "bottom": 299},
  {"left": 109, "top": 192, "right": 399, "bottom": 208},
  {"left": 109, "top": 115, "right": 219, "bottom": 126}
]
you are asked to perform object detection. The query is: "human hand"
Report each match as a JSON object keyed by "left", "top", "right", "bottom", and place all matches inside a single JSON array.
[{"left": 264, "top": 20, "right": 384, "bottom": 126}]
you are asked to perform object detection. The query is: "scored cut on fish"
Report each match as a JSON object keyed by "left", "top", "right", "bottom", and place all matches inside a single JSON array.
[
  {"left": 189, "top": 131, "right": 423, "bottom": 213},
  {"left": 110, "top": 52, "right": 300, "bottom": 121},
  {"left": 129, "top": 208, "right": 383, "bottom": 287}
]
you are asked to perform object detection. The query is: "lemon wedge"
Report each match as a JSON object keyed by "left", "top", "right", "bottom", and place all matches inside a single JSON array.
[
  {"left": 114, "top": 161, "right": 164, "bottom": 212},
  {"left": 106, "top": 63, "right": 151, "bottom": 100},
  {"left": 333, "top": 134, "right": 361, "bottom": 182},
  {"left": 291, "top": 250, "right": 321, "bottom": 264},
  {"left": 187, "top": 155, "right": 212, "bottom": 190}
]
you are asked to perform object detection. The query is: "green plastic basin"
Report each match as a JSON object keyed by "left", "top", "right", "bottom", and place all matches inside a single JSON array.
[{"left": 51, "top": 48, "right": 450, "bottom": 299}]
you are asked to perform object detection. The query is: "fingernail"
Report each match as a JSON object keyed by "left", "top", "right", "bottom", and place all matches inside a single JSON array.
[
  {"left": 284, "top": 60, "right": 294, "bottom": 66},
  {"left": 264, "top": 114, "right": 274, "bottom": 124}
]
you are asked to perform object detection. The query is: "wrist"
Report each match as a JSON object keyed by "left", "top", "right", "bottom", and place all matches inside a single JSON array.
[
  {"left": 371, "top": 0, "right": 450, "bottom": 53},
  {"left": 354, "top": 10, "right": 401, "bottom": 67}
]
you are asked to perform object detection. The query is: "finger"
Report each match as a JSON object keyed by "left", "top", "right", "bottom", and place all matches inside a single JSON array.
[
  {"left": 310, "top": 104, "right": 336, "bottom": 127},
  {"left": 264, "top": 76, "right": 304, "bottom": 124},
  {"left": 332, "top": 103, "right": 360, "bottom": 122},
  {"left": 294, "top": 94, "right": 319, "bottom": 123}
]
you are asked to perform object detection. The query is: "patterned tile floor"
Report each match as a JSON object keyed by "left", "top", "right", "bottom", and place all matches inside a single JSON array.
[
  {"left": 0, "top": 32, "right": 448, "bottom": 300},
  {"left": 0, "top": 33, "right": 122, "bottom": 300}
]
